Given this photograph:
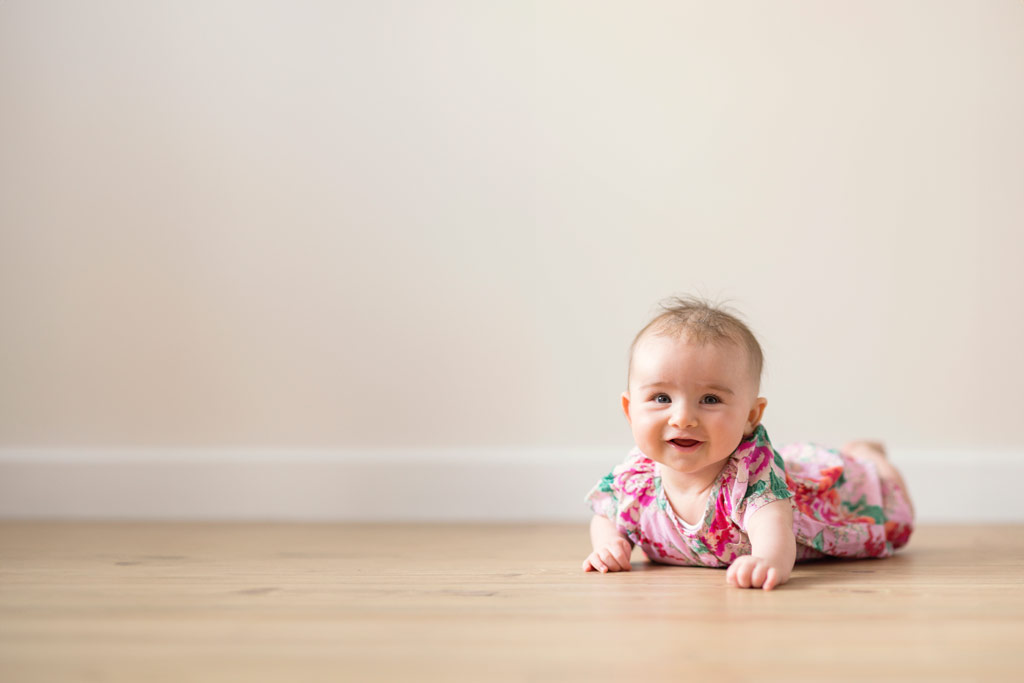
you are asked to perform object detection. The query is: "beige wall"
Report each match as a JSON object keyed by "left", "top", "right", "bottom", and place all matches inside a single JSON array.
[{"left": 2, "top": 0, "right": 1022, "bottom": 454}]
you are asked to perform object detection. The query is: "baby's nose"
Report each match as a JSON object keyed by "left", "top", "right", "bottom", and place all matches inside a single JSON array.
[{"left": 669, "top": 403, "right": 696, "bottom": 427}]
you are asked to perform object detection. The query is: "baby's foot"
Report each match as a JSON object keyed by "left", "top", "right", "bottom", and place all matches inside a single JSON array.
[{"left": 840, "top": 440, "right": 887, "bottom": 464}]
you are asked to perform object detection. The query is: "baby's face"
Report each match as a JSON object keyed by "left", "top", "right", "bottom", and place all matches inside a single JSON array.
[{"left": 622, "top": 333, "right": 766, "bottom": 487}]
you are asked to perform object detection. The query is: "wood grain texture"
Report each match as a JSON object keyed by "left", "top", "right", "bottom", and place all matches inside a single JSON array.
[{"left": 2, "top": 522, "right": 1023, "bottom": 682}]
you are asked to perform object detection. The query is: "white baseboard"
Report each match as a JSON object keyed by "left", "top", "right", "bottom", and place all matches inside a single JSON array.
[{"left": 0, "top": 447, "right": 1019, "bottom": 522}]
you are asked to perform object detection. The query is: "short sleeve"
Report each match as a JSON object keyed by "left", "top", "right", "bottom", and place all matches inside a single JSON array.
[
  {"left": 583, "top": 449, "right": 656, "bottom": 547},
  {"left": 728, "top": 427, "right": 794, "bottom": 531}
]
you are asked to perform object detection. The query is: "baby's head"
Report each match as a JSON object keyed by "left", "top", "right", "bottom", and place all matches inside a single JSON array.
[
  {"left": 627, "top": 296, "right": 764, "bottom": 395},
  {"left": 622, "top": 296, "right": 768, "bottom": 473}
]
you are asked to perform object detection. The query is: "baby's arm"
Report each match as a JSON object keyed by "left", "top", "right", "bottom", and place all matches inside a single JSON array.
[
  {"left": 582, "top": 515, "right": 633, "bottom": 573},
  {"left": 726, "top": 500, "right": 796, "bottom": 591}
]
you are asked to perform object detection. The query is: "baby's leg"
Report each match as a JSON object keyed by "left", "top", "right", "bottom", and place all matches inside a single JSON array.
[{"left": 841, "top": 440, "right": 914, "bottom": 517}]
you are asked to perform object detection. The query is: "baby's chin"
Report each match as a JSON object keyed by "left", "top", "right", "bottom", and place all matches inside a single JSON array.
[{"left": 650, "top": 443, "right": 733, "bottom": 472}]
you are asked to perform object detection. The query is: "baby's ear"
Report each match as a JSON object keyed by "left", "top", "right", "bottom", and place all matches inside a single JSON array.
[
  {"left": 746, "top": 397, "right": 767, "bottom": 432},
  {"left": 621, "top": 391, "right": 632, "bottom": 425}
]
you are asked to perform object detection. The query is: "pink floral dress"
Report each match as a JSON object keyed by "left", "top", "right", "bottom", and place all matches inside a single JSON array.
[{"left": 584, "top": 424, "right": 914, "bottom": 566}]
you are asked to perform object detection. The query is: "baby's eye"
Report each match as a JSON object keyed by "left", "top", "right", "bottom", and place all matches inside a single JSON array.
[
  {"left": 652, "top": 394, "right": 671, "bottom": 404},
  {"left": 701, "top": 394, "right": 722, "bottom": 405}
]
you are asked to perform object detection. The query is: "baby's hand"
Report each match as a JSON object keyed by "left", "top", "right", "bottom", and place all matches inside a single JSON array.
[
  {"left": 582, "top": 538, "right": 632, "bottom": 573},
  {"left": 726, "top": 555, "right": 789, "bottom": 591}
]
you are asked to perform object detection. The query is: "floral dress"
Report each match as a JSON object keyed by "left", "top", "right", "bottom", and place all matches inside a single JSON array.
[{"left": 584, "top": 424, "right": 914, "bottom": 567}]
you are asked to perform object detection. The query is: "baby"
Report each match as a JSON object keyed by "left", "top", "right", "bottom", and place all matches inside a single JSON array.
[{"left": 582, "top": 296, "right": 914, "bottom": 590}]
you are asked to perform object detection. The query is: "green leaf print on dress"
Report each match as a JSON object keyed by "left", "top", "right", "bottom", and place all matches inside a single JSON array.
[
  {"left": 655, "top": 480, "right": 670, "bottom": 513},
  {"left": 768, "top": 470, "right": 791, "bottom": 500},
  {"left": 842, "top": 494, "right": 887, "bottom": 524},
  {"left": 743, "top": 470, "right": 792, "bottom": 502},
  {"left": 743, "top": 479, "right": 767, "bottom": 501}
]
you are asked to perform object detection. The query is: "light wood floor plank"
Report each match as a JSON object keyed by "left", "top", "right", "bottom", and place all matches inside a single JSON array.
[{"left": 1, "top": 522, "right": 1023, "bottom": 682}]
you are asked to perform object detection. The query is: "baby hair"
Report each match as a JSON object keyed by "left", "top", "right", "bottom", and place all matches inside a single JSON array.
[{"left": 627, "top": 295, "right": 765, "bottom": 391}]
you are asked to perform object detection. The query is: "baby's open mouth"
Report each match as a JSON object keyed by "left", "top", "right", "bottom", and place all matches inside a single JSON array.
[{"left": 670, "top": 439, "right": 702, "bottom": 447}]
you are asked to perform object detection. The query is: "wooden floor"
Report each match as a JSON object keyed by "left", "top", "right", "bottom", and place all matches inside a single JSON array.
[{"left": 1, "top": 523, "right": 1023, "bottom": 682}]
